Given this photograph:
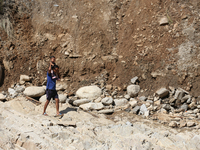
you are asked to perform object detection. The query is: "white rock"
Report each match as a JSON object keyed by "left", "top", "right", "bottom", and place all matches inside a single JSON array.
[
  {"left": 156, "top": 88, "right": 169, "bottom": 98},
  {"left": 131, "top": 76, "right": 138, "bottom": 84},
  {"left": 73, "top": 99, "right": 91, "bottom": 106},
  {"left": 8, "top": 88, "right": 17, "bottom": 97},
  {"left": 124, "top": 94, "right": 130, "bottom": 100},
  {"left": 58, "top": 94, "right": 67, "bottom": 103},
  {"left": 159, "top": 16, "right": 169, "bottom": 25},
  {"left": 56, "top": 82, "right": 68, "bottom": 91},
  {"left": 127, "top": 85, "right": 140, "bottom": 97},
  {"left": 129, "top": 100, "right": 138, "bottom": 108},
  {"left": 20, "top": 75, "right": 31, "bottom": 84},
  {"left": 98, "top": 109, "right": 114, "bottom": 114},
  {"left": 187, "top": 122, "right": 195, "bottom": 127},
  {"left": 23, "top": 86, "right": 45, "bottom": 97},
  {"left": 101, "top": 97, "right": 113, "bottom": 106},
  {"left": 114, "top": 98, "right": 128, "bottom": 106},
  {"left": 79, "top": 103, "right": 104, "bottom": 111},
  {"left": 76, "top": 86, "right": 102, "bottom": 100},
  {"left": 39, "top": 95, "right": 46, "bottom": 102},
  {"left": 139, "top": 104, "right": 148, "bottom": 116},
  {"left": 15, "top": 85, "right": 25, "bottom": 93},
  {"left": 169, "top": 121, "right": 177, "bottom": 128},
  {"left": 0, "top": 94, "right": 6, "bottom": 100}
]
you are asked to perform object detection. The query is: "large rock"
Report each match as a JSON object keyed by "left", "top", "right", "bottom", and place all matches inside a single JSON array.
[
  {"left": 79, "top": 103, "right": 104, "bottom": 111},
  {"left": 15, "top": 85, "right": 25, "bottom": 93},
  {"left": 0, "top": 94, "right": 6, "bottom": 101},
  {"left": 58, "top": 94, "right": 67, "bottom": 103},
  {"left": 127, "top": 85, "right": 140, "bottom": 97},
  {"left": 73, "top": 99, "right": 91, "bottom": 106},
  {"left": 156, "top": 88, "right": 169, "bottom": 98},
  {"left": 101, "top": 97, "right": 113, "bottom": 106},
  {"left": 19, "top": 75, "right": 31, "bottom": 84},
  {"left": 56, "top": 82, "right": 68, "bottom": 91},
  {"left": 76, "top": 86, "right": 102, "bottom": 100},
  {"left": 114, "top": 98, "right": 128, "bottom": 106},
  {"left": 39, "top": 95, "right": 46, "bottom": 102},
  {"left": 23, "top": 86, "right": 45, "bottom": 97}
]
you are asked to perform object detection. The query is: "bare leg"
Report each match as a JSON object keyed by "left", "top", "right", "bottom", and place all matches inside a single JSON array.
[
  {"left": 55, "top": 98, "right": 60, "bottom": 115},
  {"left": 43, "top": 100, "right": 50, "bottom": 115}
]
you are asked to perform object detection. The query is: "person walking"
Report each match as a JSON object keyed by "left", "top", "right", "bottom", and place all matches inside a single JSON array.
[{"left": 42, "top": 61, "right": 63, "bottom": 116}]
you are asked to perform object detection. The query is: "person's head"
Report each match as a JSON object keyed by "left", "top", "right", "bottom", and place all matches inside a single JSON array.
[
  {"left": 52, "top": 65, "right": 59, "bottom": 73},
  {"left": 50, "top": 56, "right": 55, "bottom": 63}
]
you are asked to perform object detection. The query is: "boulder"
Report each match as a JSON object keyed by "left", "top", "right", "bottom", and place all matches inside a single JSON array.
[
  {"left": 156, "top": 88, "right": 169, "bottom": 98},
  {"left": 127, "top": 85, "right": 140, "bottom": 97},
  {"left": 19, "top": 75, "right": 31, "bottom": 84},
  {"left": 39, "top": 95, "right": 46, "bottom": 102},
  {"left": 101, "top": 97, "right": 113, "bottom": 106},
  {"left": 58, "top": 94, "right": 67, "bottom": 103},
  {"left": 79, "top": 103, "right": 104, "bottom": 111},
  {"left": 56, "top": 82, "right": 68, "bottom": 91},
  {"left": 15, "top": 85, "right": 25, "bottom": 93},
  {"left": 0, "top": 94, "right": 6, "bottom": 100},
  {"left": 73, "top": 99, "right": 91, "bottom": 106},
  {"left": 76, "top": 86, "right": 102, "bottom": 100},
  {"left": 114, "top": 98, "right": 128, "bottom": 106},
  {"left": 23, "top": 86, "right": 45, "bottom": 97},
  {"left": 181, "top": 95, "right": 191, "bottom": 103},
  {"left": 159, "top": 16, "right": 169, "bottom": 26}
]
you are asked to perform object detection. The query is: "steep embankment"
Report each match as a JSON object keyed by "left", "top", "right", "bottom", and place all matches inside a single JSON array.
[{"left": 0, "top": 0, "right": 200, "bottom": 96}]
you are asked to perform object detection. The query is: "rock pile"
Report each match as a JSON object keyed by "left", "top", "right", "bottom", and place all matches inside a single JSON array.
[{"left": 1, "top": 75, "right": 200, "bottom": 129}]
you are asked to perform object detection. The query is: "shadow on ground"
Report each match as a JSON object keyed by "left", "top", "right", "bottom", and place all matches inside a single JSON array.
[{"left": 60, "top": 107, "right": 77, "bottom": 114}]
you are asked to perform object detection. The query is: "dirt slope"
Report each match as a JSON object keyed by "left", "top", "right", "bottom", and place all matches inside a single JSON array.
[{"left": 0, "top": 0, "right": 200, "bottom": 96}]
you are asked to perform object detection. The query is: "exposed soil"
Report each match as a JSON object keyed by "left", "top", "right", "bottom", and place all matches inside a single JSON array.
[{"left": 0, "top": 0, "right": 200, "bottom": 97}]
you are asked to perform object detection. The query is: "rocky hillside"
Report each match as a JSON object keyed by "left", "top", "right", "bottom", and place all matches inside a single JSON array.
[{"left": 0, "top": 0, "right": 199, "bottom": 97}]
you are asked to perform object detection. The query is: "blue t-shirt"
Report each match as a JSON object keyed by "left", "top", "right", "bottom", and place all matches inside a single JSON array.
[{"left": 46, "top": 72, "right": 57, "bottom": 90}]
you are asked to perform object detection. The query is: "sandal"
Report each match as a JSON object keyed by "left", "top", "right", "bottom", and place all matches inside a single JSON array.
[
  {"left": 54, "top": 113, "right": 63, "bottom": 117},
  {"left": 43, "top": 112, "right": 48, "bottom": 116}
]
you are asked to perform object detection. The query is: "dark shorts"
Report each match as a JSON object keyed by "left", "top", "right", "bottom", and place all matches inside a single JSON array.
[{"left": 46, "top": 89, "right": 58, "bottom": 101}]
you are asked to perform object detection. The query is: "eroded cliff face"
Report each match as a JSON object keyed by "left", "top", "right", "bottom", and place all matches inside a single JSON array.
[{"left": 0, "top": 0, "right": 200, "bottom": 96}]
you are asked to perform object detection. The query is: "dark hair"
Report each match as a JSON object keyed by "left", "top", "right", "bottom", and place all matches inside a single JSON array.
[
  {"left": 50, "top": 56, "right": 55, "bottom": 59},
  {"left": 52, "top": 65, "right": 59, "bottom": 70}
]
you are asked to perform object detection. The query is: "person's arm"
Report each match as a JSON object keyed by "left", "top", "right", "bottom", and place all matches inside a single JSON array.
[{"left": 48, "top": 62, "right": 53, "bottom": 74}]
